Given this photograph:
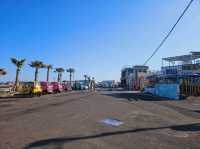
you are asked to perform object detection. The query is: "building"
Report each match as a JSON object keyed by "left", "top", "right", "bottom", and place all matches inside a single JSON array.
[
  {"left": 121, "top": 67, "right": 133, "bottom": 89},
  {"left": 162, "top": 51, "right": 200, "bottom": 75},
  {"left": 143, "top": 51, "right": 200, "bottom": 99},
  {"left": 121, "top": 65, "right": 149, "bottom": 90},
  {"left": 132, "top": 65, "right": 149, "bottom": 90}
]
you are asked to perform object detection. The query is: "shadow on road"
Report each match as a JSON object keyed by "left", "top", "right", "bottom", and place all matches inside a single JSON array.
[
  {"left": 104, "top": 92, "right": 166, "bottom": 101},
  {"left": 194, "top": 110, "right": 200, "bottom": 114},
  {"left": 22, "top": 123, "right": 200, "bottom": 149},
  {"left": 171, "top": 123, "right": 200, "bottom": 132}
]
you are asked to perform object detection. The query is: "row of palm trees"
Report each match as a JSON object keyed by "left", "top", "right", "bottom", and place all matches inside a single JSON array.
[{"left": 1, "top": 58, "right": 76, "bottom": 88}]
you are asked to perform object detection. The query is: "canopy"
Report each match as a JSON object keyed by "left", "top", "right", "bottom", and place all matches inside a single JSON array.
[{"left": 163, "top": 51, "right": 200, "bottom": 62}]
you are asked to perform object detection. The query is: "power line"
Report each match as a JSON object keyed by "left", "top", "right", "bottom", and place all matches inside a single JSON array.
[{"left": 143, "top": 0, "right": 195, "bottom": 66}]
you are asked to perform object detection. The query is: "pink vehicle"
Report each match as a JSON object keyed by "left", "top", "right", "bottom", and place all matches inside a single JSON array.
[
  {"left": 40, "top": 82, "right": 53, "bottom": 94},
  {"left": 51, "top": 82, "right": 63, "bottom": 93}
]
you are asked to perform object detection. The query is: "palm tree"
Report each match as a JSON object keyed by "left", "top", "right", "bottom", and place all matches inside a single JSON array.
[
  {"left": 43, "top": 64, "right": 53, "bottom": 82},
  {"left": 55, "top": 68, "right": 64, "bottom": 82},
  {"left": 87, "top": 76, "right": 91, "bottom": 82},
  {"left": 66, "top": 68, "right": 75, "bottom": 85},
  {"left": 29, "top": 61, "right": 44, "bottom": 82},
  {"left": 10, "top": 58, "right": 26, "bottom": 87},
  {"left": 0, "top": 68, "right": 7, "bottom": 76},
  {"left": 87, "top": 76, "right": 91, "bottom": 89}
]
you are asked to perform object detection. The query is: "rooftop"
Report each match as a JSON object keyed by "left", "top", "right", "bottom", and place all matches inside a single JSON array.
[{"left": 162, "top": 51, "right": 200, "bottom": 62}]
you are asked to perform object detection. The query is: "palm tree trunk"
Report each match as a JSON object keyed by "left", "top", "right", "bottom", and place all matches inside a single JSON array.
[
  {"left": 85, "top": 77, "right": 87, "bottom": 85},
  {"left": 69, "top": 73, "right": 72, "bottom": 85},
  {"left": 35, "top": 68, "right": 39, "bottom": 82},
  {"left": 47, "top": 68, "right": 50, "bottom": 82},
  {"left": 15, "top": 68, "right": 20, "bottom": 88},
  {"left": 60, "top": 73, "right": 62, "bottom": 82},
  {"left": 57, "top": 73, "right": 61, "bottom": 82}
]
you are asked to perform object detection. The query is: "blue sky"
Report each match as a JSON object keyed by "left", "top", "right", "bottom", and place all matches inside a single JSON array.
[{"left": 0, "top": 0, "right": 200, "bottom": 82}]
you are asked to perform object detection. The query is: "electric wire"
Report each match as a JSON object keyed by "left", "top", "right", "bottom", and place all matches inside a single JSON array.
[{"left": 143, "top": 0, "right": 195, "bottom": 66}]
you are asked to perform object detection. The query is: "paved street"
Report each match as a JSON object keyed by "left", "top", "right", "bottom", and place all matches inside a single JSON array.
[{"left": 0, "top": 90, "right": 200, "bottom": 149}]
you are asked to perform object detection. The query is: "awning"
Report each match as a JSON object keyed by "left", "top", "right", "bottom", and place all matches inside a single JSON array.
[{"left": 162, "top": 51, "right": 200, "bottom": 62}]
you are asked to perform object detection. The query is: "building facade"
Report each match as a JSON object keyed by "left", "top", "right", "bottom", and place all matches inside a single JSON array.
[
  {"left": 162, "top": 51, "right": 200, "bottom": 76},
  {"left": 121, "top": 65, "right": 149, "bottom": 90}
]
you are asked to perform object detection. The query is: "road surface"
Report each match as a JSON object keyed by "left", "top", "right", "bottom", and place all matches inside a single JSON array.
[{"left": 0, "top": 90, "right": 200, "bottom": 149}]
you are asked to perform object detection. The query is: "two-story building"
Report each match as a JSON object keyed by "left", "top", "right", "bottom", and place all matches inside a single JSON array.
[
  {"left": 121, "top": 65, "right": 149, "bottom": 90},
  {"left": 162, "top": 51, "right": 200, "bottom": 76}
]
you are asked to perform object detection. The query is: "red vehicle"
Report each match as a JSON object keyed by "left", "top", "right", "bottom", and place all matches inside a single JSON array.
[
  {"left": 62, "top": 83, "right": 72, "bottom": 91},
  {"left": 40, "top": 82, "right": 53, "bottom": 94},
  {"left": 51, "top": 82, "right": 63, "bottom": 93}
]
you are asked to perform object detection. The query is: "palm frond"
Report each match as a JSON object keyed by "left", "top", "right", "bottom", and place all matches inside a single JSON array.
[
  {"left": 11, "top": 58, "right": 18, "bottom": 65},
  {"left": 11, "top": 58, "right": 26, "bottom": 68},
  {"left": 30, "top": 60, "right": 44, "bottom": 68},
  {"left": 55, "top": 67, "right": 65, "bottom": 73},
  {"left": 0, "top": 68, "right": 6, "bottom": 75},
  {"left": 47, "top": 64, "right": 53, "bottom": 69},
  {"left": 67, "top": 68, "right": 75, "bottom": 73}
]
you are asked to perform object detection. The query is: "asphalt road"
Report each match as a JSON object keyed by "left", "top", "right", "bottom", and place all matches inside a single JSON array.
[{"left": 0, "top": 89, "right": 200, "bottom": 149}]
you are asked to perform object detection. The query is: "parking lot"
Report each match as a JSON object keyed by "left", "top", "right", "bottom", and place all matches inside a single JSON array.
[{"left": 0, "top": 89, "right": 200, "bottom": 149}]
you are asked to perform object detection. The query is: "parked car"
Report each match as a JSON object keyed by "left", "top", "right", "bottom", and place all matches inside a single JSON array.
[
  {"left": 51, "top": 82, "right": 63, "bottom": 93},
  {"left": 72, "top": 81, "right": 90, "bottom": 90},
  {"left": 17, "top": 82, "right": 42, "bottom": 96},
  {"left": 62, "top": 83, "right": 72, "bottom": 91},
  {"left": 81, "top": 84, "right": 88, "bottom": 90},
  {"left": 0, "top": 84, "right": 15, "bottom": 97},
  {"left": 72, "top": 82, "right": 81, "bottom": 90},
  {"left": 40, "top": 81, "right": 53, "bottom": 94}
]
